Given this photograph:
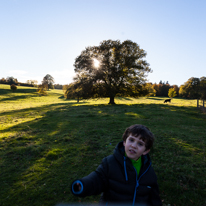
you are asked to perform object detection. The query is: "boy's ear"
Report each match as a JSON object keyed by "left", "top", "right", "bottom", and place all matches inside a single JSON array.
[
  {"left": 143, "top": 149, "right": 150, "bottom": 155},
  {"left": 123, "top": 141, "right": 126, "bottom": 146}
]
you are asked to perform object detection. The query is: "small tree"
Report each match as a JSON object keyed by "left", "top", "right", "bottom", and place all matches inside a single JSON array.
[
  {"left": 42, "top": 74, "right": 54, "bottom": 90},
  {"left": 172, "top": 85, "right": 179, "bottom": 97},
  {"left": 144, "top": 83, "right": 156, "bottom": 97},
  {"left": 168, "top": 88, "right": 177, "bottom": 98},
  {"left": 37, "top": 85, "right": 47, "bottom": 96},
  {"left": 10, "top": 84, "right": 17, "bottom": 92}
]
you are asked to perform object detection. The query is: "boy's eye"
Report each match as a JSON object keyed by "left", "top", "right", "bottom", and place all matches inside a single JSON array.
[{"left": 129, "top": 138, "right": 134, "bottom": 142}]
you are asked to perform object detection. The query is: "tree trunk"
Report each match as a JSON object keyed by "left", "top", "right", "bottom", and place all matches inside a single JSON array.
[{"left": 108, "top": 96, "right": 115, "bottom": 104}]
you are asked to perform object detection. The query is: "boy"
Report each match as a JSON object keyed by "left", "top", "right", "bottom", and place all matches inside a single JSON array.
[{"left": 71, "top": 124, "right": 162, "bottom": 206}]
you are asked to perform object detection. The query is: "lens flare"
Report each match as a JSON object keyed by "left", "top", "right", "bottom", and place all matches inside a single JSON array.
[{"left": 93, "top": 59, "right": 100, "bottom": 68}]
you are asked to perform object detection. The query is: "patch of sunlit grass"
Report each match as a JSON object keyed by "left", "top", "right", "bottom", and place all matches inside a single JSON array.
[
  {"left": 170, "top": 137, "right": 201, "bottom": 153},
  {"left": 125, "top": 112, "right": 145, "bottom": 119}
]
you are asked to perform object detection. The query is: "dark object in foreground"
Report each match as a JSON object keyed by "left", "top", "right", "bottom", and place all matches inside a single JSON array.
[
  {"left": 57, "top": 204, "right": 148, "bottom": 206},
  {"left": 164, "top": 99, "right": 171, "bottom": 103}
]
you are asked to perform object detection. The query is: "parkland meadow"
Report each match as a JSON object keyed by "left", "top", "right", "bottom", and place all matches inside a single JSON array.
[{"left": 0, "top": 84, "right": 205, "bottom": 206}]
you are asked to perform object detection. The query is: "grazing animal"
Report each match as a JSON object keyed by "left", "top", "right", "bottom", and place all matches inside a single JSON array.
[{"left": 164, "top": 99, "right": 171, "bottom": 103}]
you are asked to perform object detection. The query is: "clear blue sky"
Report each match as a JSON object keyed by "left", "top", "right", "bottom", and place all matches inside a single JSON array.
[{"left": 1, "top": 0, "right": 206, "bottom": 86}]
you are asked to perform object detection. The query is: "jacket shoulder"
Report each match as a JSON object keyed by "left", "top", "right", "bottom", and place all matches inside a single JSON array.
[
  {"left": 97, "top": 154, "right": 122, "bottom": 176},
  {"left": 98, "top": 154, "right": 116, "bottom": 170}
]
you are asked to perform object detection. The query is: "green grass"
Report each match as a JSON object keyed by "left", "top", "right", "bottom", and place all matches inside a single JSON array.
[{"left": 0, "top": 84, "right": 205, "bottom": 206}]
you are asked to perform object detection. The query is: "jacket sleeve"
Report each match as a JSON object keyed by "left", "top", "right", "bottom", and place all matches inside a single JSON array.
[
  {"left": 71, "top": 157, "right": 109, "bottom": 197},
  {"left": 150, "top": 181, "right": 162, "bottom": 206}
]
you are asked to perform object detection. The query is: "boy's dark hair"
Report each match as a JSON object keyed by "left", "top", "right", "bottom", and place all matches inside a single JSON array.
[{"left": 122, "top": 124, "right": 154, "bottom": 150}]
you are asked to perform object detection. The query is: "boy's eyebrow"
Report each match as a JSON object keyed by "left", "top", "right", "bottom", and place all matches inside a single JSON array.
[
  {"left": 129, "top": 135, "right": 146, "bottom": 143},
  {"left": 138, "top": 138, "right": 146, "bottom": 144},
  {"left": 138, "top": 139, "right": 145, "bottom": 144}
]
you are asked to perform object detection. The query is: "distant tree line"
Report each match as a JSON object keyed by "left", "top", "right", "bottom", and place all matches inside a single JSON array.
[
  {"left": 1, "top": 77, "right": 18, "bottom": 85},
  {"left": 179, "top": 77, "right": 206, "bottom": 99},
  {"left": 0, "top": 77, "right": 36, "bottom": 87},
  {"left": 150, "top": 81, "right": 179, "bottom": 97},
  {"left": 1, "top": 75, "right": 64, "bottom": 91},
  {"left": 54, "top": 84, "right": 63, "bottom": 89},
  {"left": 2, "top": 74, "right": 205, "bottom": 101}
]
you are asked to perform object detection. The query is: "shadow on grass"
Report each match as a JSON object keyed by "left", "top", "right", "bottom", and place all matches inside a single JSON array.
[
  {"left": 15, "top": 88, "right": 37, "bottom": 93},
  {"left": 0, "top": 102, "right": 206, "bottom": 206},
  {"left": 0, "top": 88, "right": 38, "bottom": 102},
  {"left": 58, "top": 95, "right": 65, "bottom": 99},
  {"left": 0, "top": 94, "right": 40, "bottom": 102},
  {"left": 0, "top": 88, "right": 36, "bottom": 94},
  {"left": 0, "top": 88, "right": 12, "bottom": 95}
]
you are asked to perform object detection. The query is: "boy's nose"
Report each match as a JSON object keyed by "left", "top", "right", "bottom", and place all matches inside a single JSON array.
[{"left": 131, "top": 142, "right": 137, "bottom": 148}]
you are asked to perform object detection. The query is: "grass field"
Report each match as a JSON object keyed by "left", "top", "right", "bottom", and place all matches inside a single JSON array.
[{"left": 0, "top": 84, "right": 205, "bottom": 206}]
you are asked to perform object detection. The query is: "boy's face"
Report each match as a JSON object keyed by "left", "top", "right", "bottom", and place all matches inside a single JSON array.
[{"left": 123, "top": 135, "right": 150, "bottom": 161}]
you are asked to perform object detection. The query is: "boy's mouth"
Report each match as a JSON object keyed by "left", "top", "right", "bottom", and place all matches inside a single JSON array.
[{"left": 129, "top": 149, "right": 136, "bottom": 154}]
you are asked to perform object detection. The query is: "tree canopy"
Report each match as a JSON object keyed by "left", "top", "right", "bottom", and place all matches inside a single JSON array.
[{"left": 71, "top": 39, "right": 152, "bottom": 104}]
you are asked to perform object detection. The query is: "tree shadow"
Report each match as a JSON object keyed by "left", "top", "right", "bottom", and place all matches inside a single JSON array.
[
  {"left": 0, "top": 94, "right": 39, "bottom": 102},
  {"left": 0, "top": 88, "right": 38, "bottom": 102},
  {"left": 0, "top": 88, "right": 12, "bottom": 95},
  {"left": 58, "top": 95, "right": 88, "bottom": 104},
  {"left": 15, "top": 88, "right": 37, "bottom": 93},
  {"left": 58, "top": 95, "right": 65, "bottom": 99}
]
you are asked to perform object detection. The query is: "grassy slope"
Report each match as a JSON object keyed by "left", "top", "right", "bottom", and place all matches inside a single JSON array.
[{"left": 0, "top": 84, "right": 205, "bottom": 206}]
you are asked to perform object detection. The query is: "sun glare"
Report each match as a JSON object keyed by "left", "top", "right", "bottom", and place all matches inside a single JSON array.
[{"left": 93, "top": 58, "right": 100, "bottom": 68}]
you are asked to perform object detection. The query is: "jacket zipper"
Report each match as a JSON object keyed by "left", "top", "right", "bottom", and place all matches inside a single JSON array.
[
  {"left": 132, "top": 161, "right": 152, "bottom": 206},
  {"left": 124, "top": 156, "right": 128, "bottom": 181},
  {"left": 123, "top": 156, "right": 152, "bottom": 206}
]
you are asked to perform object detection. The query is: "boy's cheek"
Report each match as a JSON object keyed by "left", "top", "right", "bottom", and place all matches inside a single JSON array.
[{"left": 142, "top": 149, "right": 150, "bottom": 155}]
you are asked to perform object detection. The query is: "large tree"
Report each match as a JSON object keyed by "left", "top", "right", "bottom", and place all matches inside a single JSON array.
[
  {"left": 73, "top": 40, "right": 151, "bottom": 104},
  {"left": 42, "top": 74, "right": 55, "bottom": 90}
]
